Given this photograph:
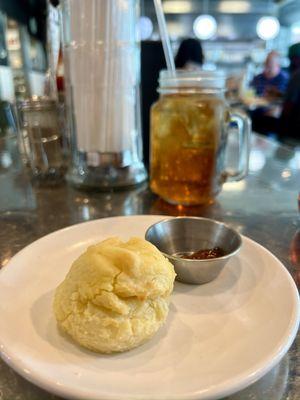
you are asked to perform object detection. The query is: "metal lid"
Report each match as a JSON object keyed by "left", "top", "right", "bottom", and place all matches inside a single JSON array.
[
  {"left": 18, "top": 96, "right": 57, "bottom": 111},
  {"left": 158, "top": 69, "right": 226, "bottom": 91}
]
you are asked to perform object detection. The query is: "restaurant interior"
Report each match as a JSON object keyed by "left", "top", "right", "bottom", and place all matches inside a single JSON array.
[
  {"left": 1, "top": 1, "right": 300, "bottom": 148},
  {"left": 0, "top": 1, "right": 299, "bottom": 400}
]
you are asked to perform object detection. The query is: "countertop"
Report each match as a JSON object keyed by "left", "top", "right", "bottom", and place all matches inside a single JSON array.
[{"left": 0, "top": 134, "right": 299, "bottom": 400}]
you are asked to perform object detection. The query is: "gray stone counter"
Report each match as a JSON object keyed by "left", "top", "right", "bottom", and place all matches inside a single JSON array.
[{"left": 0, "top": 135, "right": 299, "bottom": 400}]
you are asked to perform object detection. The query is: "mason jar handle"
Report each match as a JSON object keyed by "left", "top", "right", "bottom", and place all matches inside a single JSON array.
[{"left": 225, "top": 108, "right": 251, "bottom": 182}]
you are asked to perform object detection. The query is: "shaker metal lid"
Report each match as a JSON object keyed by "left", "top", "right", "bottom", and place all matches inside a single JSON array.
[{"left": 158, "top": 69, "right": 226, "bottom": 90}]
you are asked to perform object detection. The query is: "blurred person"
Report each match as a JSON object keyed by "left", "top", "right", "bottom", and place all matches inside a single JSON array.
[
  {"left": 175, "top": 38, "right": 204, "bottom": 70},
  {"left": 251, "top": 51, "right": 289, "bottom": 99},
  {"left": 279, "top": 43, "right": 300, "bottom": 143},
  {"left": 249, "top": 51, "right": 289, "bottom": 137},
  {"left": 141, "top": 41, "right": 167, "bottom": 167},
  {"left": 288, "top": 42, "right": 300, "bottom": 72}
]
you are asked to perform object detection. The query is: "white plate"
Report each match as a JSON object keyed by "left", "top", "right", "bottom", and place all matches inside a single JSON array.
[{"left": 0, "top": 215, "right": 299, "bottom": 400}]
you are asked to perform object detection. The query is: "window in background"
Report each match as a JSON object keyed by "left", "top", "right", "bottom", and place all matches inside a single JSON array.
[
  {"left": 0, "top": 12, "right": 15, "bottom": 102},
  {"left": 5, "top": 18, "right": 28, "bottom": 99},
  {"left": 291, "top": 21, "right": 300, "bottom": 44}
]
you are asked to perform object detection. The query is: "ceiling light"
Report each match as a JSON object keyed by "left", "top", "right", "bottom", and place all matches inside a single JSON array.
[
  {"left": 193, "top": 15, "right": 217, "bottom": 40},
  {"left": 256, "top": 16, "right": 280, "bottom": 41},
  {"left": 292, "top": 26, "right": 300, "bottom": 34},
  {"left": 291, "top": 22, "right": 300, "bottom": 43},
  {"left": 163, "top": 1, "right": 193, "bottom": 14},
  {"left": 137, "top": 16, "right": 153, "bottom": 40},
  {"left": 218, "top": 1, "right": 251, "bottom": 14}
]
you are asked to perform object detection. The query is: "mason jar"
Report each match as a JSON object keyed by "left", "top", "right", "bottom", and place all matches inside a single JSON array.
[{"left": 150, "top": 70, "right": 251, "bottom": 206}]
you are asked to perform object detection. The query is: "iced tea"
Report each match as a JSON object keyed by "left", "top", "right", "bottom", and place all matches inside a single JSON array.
[{"left": 150, "top": 93, "right": 228, "bottom": 205}]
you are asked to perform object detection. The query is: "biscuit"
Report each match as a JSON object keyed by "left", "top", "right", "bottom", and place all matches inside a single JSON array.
[{"left": 53, "top": 237, "right": 176, "bottom": 353}]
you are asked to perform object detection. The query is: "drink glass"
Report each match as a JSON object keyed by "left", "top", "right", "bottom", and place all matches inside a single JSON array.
[
  {"left": 17, "top": 97, "right": 66, "bottom": 184},
  {"left": 0, "top": 101, "right": 21, "bottom": 172},
  {"left": 150, "top": 70, "right": 251, "bottom": 205}
]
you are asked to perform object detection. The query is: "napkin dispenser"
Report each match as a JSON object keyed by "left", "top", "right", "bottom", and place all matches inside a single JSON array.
[{"left": 61, "top": 0, "right": 147, "bottom": 189}]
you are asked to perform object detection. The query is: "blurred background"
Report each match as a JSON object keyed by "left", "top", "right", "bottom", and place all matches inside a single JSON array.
[
  {"left": 0, "top": 0, "right": 299, "bottom": 98},
  {"left": 0, "top": 0, "right": 299, "bottom": 147}
]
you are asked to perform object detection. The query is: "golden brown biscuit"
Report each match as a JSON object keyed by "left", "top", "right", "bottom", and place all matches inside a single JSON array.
[{"left": 53, "top": 237, "right": 176, "bottom": 353}]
